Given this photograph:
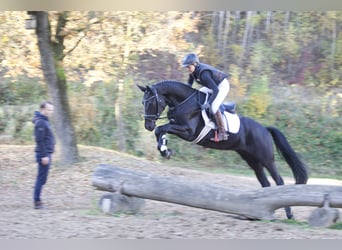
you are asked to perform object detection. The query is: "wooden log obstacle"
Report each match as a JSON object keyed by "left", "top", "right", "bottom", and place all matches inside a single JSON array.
[{"left": 92, "top": 164, "right": 342, "bottom": 225}]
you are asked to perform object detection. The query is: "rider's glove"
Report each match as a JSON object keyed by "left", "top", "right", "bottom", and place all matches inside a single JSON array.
[{"left": 201, "top": 102, "right": 210, "bottom": 111}]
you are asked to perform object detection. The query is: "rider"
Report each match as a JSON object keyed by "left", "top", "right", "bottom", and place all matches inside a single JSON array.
[{"left": 181, "top": 53, "right": 230, "bottom": 142}]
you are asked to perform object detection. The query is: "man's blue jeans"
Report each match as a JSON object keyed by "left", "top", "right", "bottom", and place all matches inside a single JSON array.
[{"left": 33, "top": 154, "right": 51, "bottom": 202}]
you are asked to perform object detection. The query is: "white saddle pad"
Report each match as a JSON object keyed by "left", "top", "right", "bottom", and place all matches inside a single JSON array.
[
  {"left": 192, "top": 108, "right": 240, "bottom": 144},
  {"left": 222, "top": 111, "right": 240, "bottom": 134}
]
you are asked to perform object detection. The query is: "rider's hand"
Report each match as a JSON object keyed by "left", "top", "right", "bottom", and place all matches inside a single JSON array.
[{"left": 201, "top": 102, "right": 210, "bottom": 110}]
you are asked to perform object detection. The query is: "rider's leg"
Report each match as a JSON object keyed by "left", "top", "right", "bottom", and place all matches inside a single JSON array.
[
  {"left": 211, "top": 78, "right": 230, "bottom": 113},
  {"left": 211, "top": 79, "right": 230, "bottom": 142},
  {"left": 212, "top": 111, "right": 228, "bottom": 141}
]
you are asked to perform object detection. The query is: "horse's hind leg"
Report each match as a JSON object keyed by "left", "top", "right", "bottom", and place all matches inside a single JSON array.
[
  {"left": 239, "top": 155, "right": 281, "bottom": 219},
  {"left": 253, "top": 165, "right": 271, "bottom": 188},
  {"left": 264, "top": 161, "right": 293, "bottom": 219},
  {"left": 238, "top": 151, "right": 293, "bottom": 219},
  {"left": 237, "top": 151, "right": 271, "bottom": 187}
]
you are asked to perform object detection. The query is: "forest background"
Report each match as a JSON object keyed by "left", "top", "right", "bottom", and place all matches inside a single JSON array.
[{"left": 0, "top": 11, "right": 341, "bottom": 179}]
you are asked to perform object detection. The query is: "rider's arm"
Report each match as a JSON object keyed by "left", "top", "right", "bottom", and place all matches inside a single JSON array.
[
  {"left": 187, "top": 74, "right": 195, "bottom": 86},
  {"left": 201, "top": 71, "right": 219, "bottom": 106}
]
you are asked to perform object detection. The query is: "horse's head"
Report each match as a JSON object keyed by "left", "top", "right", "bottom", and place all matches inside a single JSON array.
[{"left": 137, "top": 84, "right": 166, "bottom": 131}]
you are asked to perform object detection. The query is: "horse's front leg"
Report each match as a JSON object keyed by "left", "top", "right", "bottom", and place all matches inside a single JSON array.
[
  {"left": 155, "top": 123, "right": 190, "bottom": 159},
  {"left": 157, "top": 134, "right": 174, "bottom": 159}
]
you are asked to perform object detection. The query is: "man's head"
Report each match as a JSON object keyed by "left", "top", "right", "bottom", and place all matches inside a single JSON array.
[
  {"left": 40, "top": 101, "right": 54, "bottom": 118},
  {"left": 182, "top": 53, "right": 199, "bottom": 73}
]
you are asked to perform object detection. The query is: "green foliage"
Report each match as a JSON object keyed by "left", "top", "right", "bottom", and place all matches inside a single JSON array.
[
  {"left": 0, "top": 77, "right": 47, "bottom": 105},
  {"left": 66, "top": 76, "right": 142, "bottom": 154},
  {"left": 69, "top": 80, "right": 118, "bottom": 148},
  {"left": 1, "top": 11, "right": 342, "bottom": 180},
  {"left": 1, "top": 75, "right": 341, "bottom": 179},
  {"left": 0, "top": 104, "right": 36, "bottom": 144},
  {"left": 329, "top": 222, "right": 342, "bottom": 230},
  {"left": 278, "top": 219, "right": 308, "bottom": 227},
  {"left": 280, "top": 219, "right": 342, "bottom": 230},
  {"left": 241, "top": 75, "right": 271, "bottom": 119},
  {"left": 265, "top": 86, "right": 342, "bottom": 178},
  {"left": 120, "top": 77, "right": 142, "bottom": 154},
  {"left": 56, "top": 64, "right": 66, "bottom": 81},
  {"left": 200, "top": 29, "right": 222, "bottom": 66}
]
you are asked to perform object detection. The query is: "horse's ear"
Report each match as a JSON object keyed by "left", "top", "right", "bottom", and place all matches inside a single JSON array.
[{"left": 137, "top": 84, "right": 146, "bottom": 92}]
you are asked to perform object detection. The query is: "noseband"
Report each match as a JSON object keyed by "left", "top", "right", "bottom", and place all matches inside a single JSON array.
[{"left": 143, "top": 88, "right": 165, "bottom": 122}]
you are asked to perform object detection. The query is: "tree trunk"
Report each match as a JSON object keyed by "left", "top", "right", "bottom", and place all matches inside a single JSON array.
[
  {"left": 114, "top": 80, "right": 126, "bottom": 151},
  {"left": 330, "top": 20, "right": 337, "bottom": 71},
  {"left": 265, "top": 11, "right": 272, "bottom": 33},
  {"left": 92, "top": 164, "right": 342, "bottom": 220},
  {"left": 34, "top": 11, "right": 79, "bottom": 166},
  {"left": 222, "top": 11, "right": 231, "bottom": 68},
  {"left": 240, "top": 11, "right": 254, "bottom": 66},
  {"left": 216, "top": 11, "right": 225, "bottom": 51},
  {"left": 231, "top": 11, "right": 240, "bottom": 45},
  {"left": 284, "top": 11, "right": 291, "bottom": 31},
  {"left": 113, "top": 15, "right": 135, "bottom": 152}
]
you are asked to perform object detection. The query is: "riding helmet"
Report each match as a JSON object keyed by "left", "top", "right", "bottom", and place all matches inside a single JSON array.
[{"left": 182, "top": 53, "right": 199, "bottom": 67}]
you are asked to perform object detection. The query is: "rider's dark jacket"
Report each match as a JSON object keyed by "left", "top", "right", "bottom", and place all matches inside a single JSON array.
[{"left": 187, "top": 63, "right": 230, "bottom": 106}]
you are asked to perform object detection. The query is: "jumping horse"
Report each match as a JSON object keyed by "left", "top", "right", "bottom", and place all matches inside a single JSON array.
[{"left": 138, "top": 80, "right": 308, "bottom": 219}]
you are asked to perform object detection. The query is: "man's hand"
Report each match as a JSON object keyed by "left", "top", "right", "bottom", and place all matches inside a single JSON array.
[
  {"left": 201, "top": 102, "right": 210, "bottom": 110},
  {"left": 41, "top": 156, "right": 49, "bottom": 165}
]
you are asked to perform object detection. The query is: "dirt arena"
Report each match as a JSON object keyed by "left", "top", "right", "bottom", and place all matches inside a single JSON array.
[{"left": 1, "top": 145, "right": 341, "bottom": 239}]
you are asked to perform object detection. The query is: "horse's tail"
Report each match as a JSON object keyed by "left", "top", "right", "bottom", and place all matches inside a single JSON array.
[{"left": 267, "top": 126, "right": 308, "bottom": 184}]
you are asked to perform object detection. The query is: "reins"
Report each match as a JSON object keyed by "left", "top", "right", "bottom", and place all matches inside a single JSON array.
[
  {"left": 143, "top": 82, "right": 201, "bottom": 122},
  {"left": 142, "top": 90, "right": 168, "bottom": 121}
]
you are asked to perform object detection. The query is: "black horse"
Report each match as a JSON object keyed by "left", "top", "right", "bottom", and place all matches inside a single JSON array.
[{"left": 138, "top": 80, "right": 308, "bottom": 219}]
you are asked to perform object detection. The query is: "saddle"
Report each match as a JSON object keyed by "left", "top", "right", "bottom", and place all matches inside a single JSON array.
[
  {"left": 206, "top": 102, "right": 237, "bottom": 121},
  {"left": 199, "top": 87, "right": 236, "bottom": 115},
  {"left": 193, "top": 106, "right": 240, "bottom": 144},
  {"left": 199, "top": 91, "right": 237, "bottom": 131},
  {"left": 220, "top": 102, "right": 236, "bottom": 114}
]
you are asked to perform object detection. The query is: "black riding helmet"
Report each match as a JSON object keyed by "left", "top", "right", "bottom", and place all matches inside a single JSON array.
[{"left": 181, "top": 53, "right": 199, "bottom": 68}]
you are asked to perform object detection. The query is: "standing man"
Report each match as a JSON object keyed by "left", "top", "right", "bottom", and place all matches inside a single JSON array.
[
  {"left": 32, "top": 101, "right": 55, "bottom": 209},
  {"left": 181, "top": 53, "right": 230, "bottom": 142}
]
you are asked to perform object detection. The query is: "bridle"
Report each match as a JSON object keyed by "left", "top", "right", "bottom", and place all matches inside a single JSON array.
[{"left": 142, "top": 87, "right": 166, "bottom": 122}]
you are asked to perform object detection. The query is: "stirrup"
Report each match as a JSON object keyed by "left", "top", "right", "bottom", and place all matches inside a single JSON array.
[{"left": 210, "top": 130, "right": 228, "bottom": 142}]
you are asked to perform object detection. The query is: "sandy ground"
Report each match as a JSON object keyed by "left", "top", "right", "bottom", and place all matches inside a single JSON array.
[{"left": 0, "top": 144, "right": 342, "bottom": 239}]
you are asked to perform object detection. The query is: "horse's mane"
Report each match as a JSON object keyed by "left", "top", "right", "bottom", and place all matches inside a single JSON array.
[
  {"left": 152, "top": 79, "right": 194, "bottom": 91},
  {"left": 154, "top": 79, "right": 187, "bottom": 85},
  {"left": 149, "top": 80, "right": 200, "bottom": 106}
]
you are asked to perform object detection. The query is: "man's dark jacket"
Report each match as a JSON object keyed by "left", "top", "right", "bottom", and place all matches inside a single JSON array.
[{"left": 32, "top": 111, "right": 55, "bottom": 158}]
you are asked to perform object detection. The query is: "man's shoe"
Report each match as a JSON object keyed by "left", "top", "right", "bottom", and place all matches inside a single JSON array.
[{"left": 34, "top": 201, "right": 44, "bottom": 209}]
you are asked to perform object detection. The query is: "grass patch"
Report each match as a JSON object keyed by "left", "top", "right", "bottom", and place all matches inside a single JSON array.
[
  {"left": 329, "top": 222, "right": 342, "bottom": 230},
  {"left": 80, "top": 208, "right": 103, "bottom": 216},
  {"left": 279, "top": 219, "right": 342, "bottom": 230},
  {"left": 280, "top": 219, "right": 309, "bottom": 227}
]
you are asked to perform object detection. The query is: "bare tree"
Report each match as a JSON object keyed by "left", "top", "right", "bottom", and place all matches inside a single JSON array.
[
  {"left": 265, "top": 11, "right": 272, "bottom": 33},
  {"left": 240, "top": 11, "right": 254, "bottom": 65},
  {"left": 33, "top": 11, "right": 78, "bottom": 166},
  {"left": 221, "top": 11, "right": 231, "bottom": 69},
  {"left": 284, "top": 11, "right": 291, "bottom": 31}
]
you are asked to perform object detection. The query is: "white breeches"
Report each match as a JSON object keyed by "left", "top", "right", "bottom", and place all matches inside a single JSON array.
[
  {"left": 199, "top": 79, "right": 230, "bottom": 114},
  {"left": 211, "top": 78, "right": 230, "bottom": 113}
]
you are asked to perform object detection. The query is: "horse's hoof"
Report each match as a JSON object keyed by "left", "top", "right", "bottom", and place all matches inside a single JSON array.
[
  {"left": 160, "top": 150, "right": 170, "bottom": 159},
  {"left": 286, "top": 213, "right": 294, "bottom": 220},
  {"left": 165, "top": 149, "right": 175, "bottom": 159}
]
